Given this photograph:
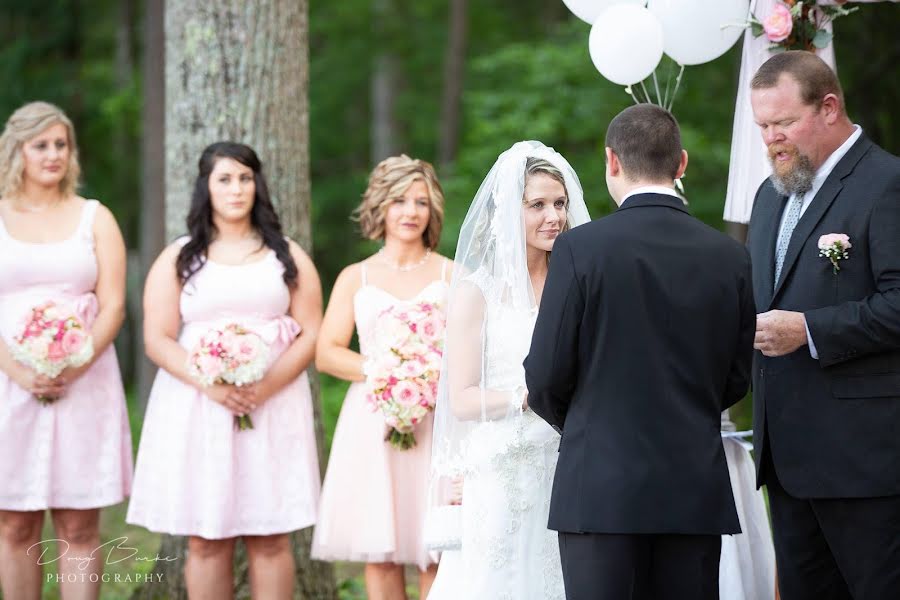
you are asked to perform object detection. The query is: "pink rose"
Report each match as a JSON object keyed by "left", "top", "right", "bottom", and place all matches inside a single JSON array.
[
  {"left": 220, "top": 330, "right": 239, "bottom": 352},
  {"left": 197, "top": 353, "right": 223, "bottom": 379},
  {"left": 763, "top": 4, "right": 793, "bottom": 43},
  {"left": 234, "top": 336, "right": 260, "bottom": 361},
  {"left": 61, "top": 328, "right": 86, "bottom": 354},
  {"left": 391, "top": 379, "right": 421, "bottom": 407},
  {"left": 399, "top": 360, "right": 426, "bottom": 379},
  {"left": 417, "top": 314, "right": 445, "bottom": 344},
  {"left": 47, "top": 341, "right": 66, "bottom": 361},
  {"left": 817, "top": 233, "right": 851, "bottom": 251},
  {"left": 417, "top": 379, "right": 436, "bottom": 407}
]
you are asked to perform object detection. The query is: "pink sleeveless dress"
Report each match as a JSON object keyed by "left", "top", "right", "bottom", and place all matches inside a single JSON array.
[
  {"left": 126, "top": 241, "right": 321, "bottom": 539},
  {"left": 0, "top": 200, "right": 133, "bottom": 510},
  {"left": 311, "top": 261, "right": 448, "bottom": 570}
]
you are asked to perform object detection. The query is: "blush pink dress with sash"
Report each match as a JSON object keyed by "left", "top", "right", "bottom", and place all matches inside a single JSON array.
[
  {"left": 0, "top": 199, "right": 133, "bottom": 510},
  {"left": 126, "top": 239, "right": 321, "bottom": 539}
]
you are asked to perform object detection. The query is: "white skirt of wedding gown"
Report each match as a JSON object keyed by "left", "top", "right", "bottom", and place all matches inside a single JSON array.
[{"left": 429, "top": 436, "right": 774, "bottom": 600}]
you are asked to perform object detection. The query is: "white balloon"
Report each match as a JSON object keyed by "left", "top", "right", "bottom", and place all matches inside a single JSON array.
[
  {"left": 648, "top": 0, "right": 749, "bottom": 66},
  {"left": 562, "top": 0, "right": 646, "bottom": 26},
  {"left": 589, "top": 5, "right": 663, "bottom": 86}
]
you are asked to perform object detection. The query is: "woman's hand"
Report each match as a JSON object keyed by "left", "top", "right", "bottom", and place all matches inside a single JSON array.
[
  {"left": 204, "top": 383, "right": 257, "bottom": 416},
  {"left": 235, "top": 378, "right": 277, "bottom": 409},
  {"left": 11, "top": 364, "right": 66, "bottom": 399},
  {"left": 48, "top": 362, "right": 93, "bottom": 396}
]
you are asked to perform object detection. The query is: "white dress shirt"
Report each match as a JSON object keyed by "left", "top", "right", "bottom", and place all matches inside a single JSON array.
[{"left": 621, "top": 185, "right": 682, "bottom": 204}]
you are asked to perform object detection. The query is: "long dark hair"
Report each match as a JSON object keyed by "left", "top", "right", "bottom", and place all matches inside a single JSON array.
[{"left": 176, "top": 142, "right": 298, "bottom": 288}]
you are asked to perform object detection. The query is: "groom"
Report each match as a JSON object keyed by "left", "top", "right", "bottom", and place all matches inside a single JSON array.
[{"left": 524, "top": 104, "right": 755, "bottom": 600}]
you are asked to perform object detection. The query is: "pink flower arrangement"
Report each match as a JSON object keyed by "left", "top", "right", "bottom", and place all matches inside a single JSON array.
[
  {"left": 749, "top": 1, "right": 859, "bottom": 53},
  {"left": 11, "top": 301, "right": 94, "bottom": 405},
  {"left": 365, "top": 301, "right": 445, "bottom": 450},
  {"left": 763, "top": 4, "right": 793, "bottom": 42},
  {"left": 187, "top": 323, "right": 269, "bottom": 431},
  {"left": 818, "top": 233, "right": 852, "bottom": 274}
]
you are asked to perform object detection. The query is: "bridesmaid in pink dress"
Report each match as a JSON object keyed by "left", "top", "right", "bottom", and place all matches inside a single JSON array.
[
  {"left": 312, "top": 155, "right": 451, "bottom": 600},
  {"left": 127, "top": 142, "right": 323, "bottom": 599},
  {"left": 0, "top": 102, "right": 133, "bottom": 600}
]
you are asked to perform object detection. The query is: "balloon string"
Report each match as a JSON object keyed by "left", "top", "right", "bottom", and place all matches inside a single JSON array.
[
  {"left": 667, "top": 64, "right": 685, "bottom": 112},
  {"left": 624, "top": 86, "right": 641, "bottom": 105},
  {"left": 640, "top": 80, "right": 652, "bottom": 105},
  {"left": 652, "top": 70, "right": 663, "bottom": 107},
  {"left": 663, "top": 58, "right": 673, "bottom": 109}
]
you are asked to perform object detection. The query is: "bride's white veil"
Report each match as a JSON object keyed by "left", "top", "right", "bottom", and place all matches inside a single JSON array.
[{"left": 426, "top": 141, "right": 590, "bottom": 540}]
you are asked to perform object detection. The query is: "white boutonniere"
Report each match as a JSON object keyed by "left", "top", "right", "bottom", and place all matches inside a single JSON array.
[{"left": 818, "top": 234, "right": 852, "bottom": 274}]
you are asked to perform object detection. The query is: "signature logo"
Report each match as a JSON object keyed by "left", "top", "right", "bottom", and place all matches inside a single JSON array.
[{"left": 27, "top": 537, "right": 179, "bottom": 571}]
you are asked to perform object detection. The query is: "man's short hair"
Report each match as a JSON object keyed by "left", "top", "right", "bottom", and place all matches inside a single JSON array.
[
  {"left": 605, "top": 104, "right": 682, "bottom": 182},
  {"left": 751, "top": 50, "right": 845, "bottom": 110}
]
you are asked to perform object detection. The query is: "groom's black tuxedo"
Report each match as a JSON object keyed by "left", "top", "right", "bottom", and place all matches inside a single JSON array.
[
  {"left": 746, "top": 133, "right": 900, "bottom": 599},
  {"left": 525, "top": 192, "right": 755, "bottom": 599}
]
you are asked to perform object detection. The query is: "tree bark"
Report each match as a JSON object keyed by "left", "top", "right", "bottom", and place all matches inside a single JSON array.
[
  {"left": 137, "top": 0, "right": 166, "bottom": 411},
  {"left": 371, "top": 0, "right": 400, "bottom": 162},
  {"left": 133, "top": 1, "right": 337, "bottom": 597},
  {"left": 437, "top": 0, "right": 467, "bottom": 170}
]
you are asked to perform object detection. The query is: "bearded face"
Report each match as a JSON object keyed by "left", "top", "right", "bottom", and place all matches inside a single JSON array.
[{"left": 767, "top": 142, "right": 816, "bottom": 197}]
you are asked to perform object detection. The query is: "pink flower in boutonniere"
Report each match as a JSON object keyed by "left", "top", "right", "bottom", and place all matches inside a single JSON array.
[{"left": 818, "top": 233, "right": 851, "bottom": 274}]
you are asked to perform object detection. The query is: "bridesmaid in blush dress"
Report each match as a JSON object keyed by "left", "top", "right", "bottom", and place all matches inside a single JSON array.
[
  {"left": 0, "top": 102, "right": 133, "bottom": 600},
  {"left": 127, "top": 142, "right": 323, "bottom": 600},
  {"left": 312, "top": 155, "right": 451, "bottom": 600}
]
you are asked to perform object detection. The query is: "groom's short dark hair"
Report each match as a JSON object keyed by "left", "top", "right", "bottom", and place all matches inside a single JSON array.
[{"left": 605, "top": 104, "right": 682, "bottom": 182}]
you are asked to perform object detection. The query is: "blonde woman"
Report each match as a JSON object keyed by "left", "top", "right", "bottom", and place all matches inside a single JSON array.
[
  {"left": 0, "top": 101, "right": 132, "bottom": 600},
  {"left": 312, "top": 155, "right": 451, "bottom": 600}
]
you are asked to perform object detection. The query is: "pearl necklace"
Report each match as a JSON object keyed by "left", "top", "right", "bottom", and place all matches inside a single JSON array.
[{"left": 378, "top": 247, "right": 431, "bottom": 272}]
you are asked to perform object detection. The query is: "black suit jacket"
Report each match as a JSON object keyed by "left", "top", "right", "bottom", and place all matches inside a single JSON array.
[
  {"left": 746, "top": 134, "right": 900, "bottom": 499},
  {"left": 525, "top": 193, "right": 754, "bottom": 535}
]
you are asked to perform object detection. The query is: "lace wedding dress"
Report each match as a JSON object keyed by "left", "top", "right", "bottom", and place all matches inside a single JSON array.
[
  {"left": 427, "top": 141, "right": 591, "bottom": 600},
  {"left": 427, "top": 270, "right": 566, "bottom": 600}
]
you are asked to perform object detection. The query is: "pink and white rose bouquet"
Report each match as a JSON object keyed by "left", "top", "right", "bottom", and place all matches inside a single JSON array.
[
  {"left": 11, "top": 301, "right": 94, "bottom": 405},
  {"left": 365, "top": 301, "right": 445, "bottom": 450},
  {"left": 187, "top": 323, "right": 269, "bottom": 431}
]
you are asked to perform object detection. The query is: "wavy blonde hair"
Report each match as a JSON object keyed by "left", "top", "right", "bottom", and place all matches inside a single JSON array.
[
  {"left": 0, "top": 101, "right": 81, "bottom": 199},
  {"left": 354, "top": 154, "right": 445, "bottom": 249}
]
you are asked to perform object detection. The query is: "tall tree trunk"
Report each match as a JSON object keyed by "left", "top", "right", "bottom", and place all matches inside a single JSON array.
[
  {"left": 137, "top": 0, "right": 166, "bottom": 412},
  {"left": 437, "top": 0, "right": 467, "bottom": 170},
  {"left": 132, "top": 1, "right": 337, "bottom": 598},
  {"left": 370, "top": 0, "right": 400, "bottom": 163},
  {"left": 115, "top": 0, "right": 138, "bottom": 386}
]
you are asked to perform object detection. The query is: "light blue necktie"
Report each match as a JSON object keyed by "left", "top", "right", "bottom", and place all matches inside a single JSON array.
[{"left": 774, "top": 195, "right": 804, "bottom": 290}]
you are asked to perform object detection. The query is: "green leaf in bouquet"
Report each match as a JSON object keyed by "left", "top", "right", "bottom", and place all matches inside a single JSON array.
[
  {"left": 750, "top": 22, "right": 764, "bottom": 38},
  {"left": 813, "top": 29, "right": 832, "bottom": 49}
]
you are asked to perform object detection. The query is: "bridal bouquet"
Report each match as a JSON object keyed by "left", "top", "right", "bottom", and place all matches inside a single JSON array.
[
  {"left": 11, "top": 301, "right": 94, "bottom": 405},
  {"left": 365, "top": 301, "right": 445, "bottom": 450},
  {"left": 187, "top": 323, "right": 269, "bottom": 431},
  {"left": 749, "top": 1, "right": 858, "bottom": 52}
]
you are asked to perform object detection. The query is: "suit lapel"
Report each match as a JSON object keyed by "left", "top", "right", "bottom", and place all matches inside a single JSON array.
[
  {"left": 759, "top": 192, "right": 785, "bottom": 311},
  {"left": 771, "top": 133, "right": 873, "bottom": 303}
]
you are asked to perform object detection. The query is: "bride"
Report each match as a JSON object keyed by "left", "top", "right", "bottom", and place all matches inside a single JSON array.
[{"left": 426, "top": 141, "right": 590, "bottom": 599}]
